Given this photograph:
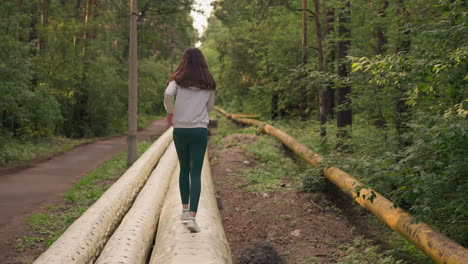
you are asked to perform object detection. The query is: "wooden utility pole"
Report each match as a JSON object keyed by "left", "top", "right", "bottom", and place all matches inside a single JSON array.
[{"left": 128, "top": 0, "right": 138, "bottom": 165}]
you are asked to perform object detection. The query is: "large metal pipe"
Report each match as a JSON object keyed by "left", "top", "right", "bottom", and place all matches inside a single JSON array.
[
  {"left": 95, "top": 143, "right": 178, "bottom": 264},
  {"left": 215, "top": 106, "right": 468, "bottom": 264},
  {"left": 230, "top": 114, "right": 261, "bottom": 119},
  {"left": 149, "top": 152, "right": 232, "bottom": 264},
  {"left": 33, "top": 127, "right": 174, "bottom": 264}
]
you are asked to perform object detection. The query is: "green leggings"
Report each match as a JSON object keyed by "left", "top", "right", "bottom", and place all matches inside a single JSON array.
[{"left": 173, "top": 128, "right": 208, "bottom": 213}]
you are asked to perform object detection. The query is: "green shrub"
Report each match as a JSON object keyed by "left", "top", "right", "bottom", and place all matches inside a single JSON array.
[{"left": 302, "top": 168, "right": 327, "bottom": 193}]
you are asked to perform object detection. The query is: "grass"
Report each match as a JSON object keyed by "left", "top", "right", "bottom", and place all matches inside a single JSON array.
[
  {"left": 211, "top": 111, "right": 304, "bottom": 193},
  {"left": 241, "top": 137, "right": 303, "bottom": 193},
  {"left": 17, "top": 140, "right": 154, "bottom": 252},
  {"left": 337, "top": 235, "right": 433, "bottom": 264},
  {"left": 210, "top": 111, "right": 258, "bottom": 149},
  {"left": 0, "top": 114, "right": 162, "bottom": 168},
  {"left": 138, "top": 114, "right": 163, "bottom": 129},
  {"left": 0, "top": 137, "right": 92, "bottom": 167}
]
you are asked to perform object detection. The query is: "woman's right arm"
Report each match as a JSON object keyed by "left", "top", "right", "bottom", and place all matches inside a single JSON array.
[{"left": 164, "top": 81, "right": 177, "bottom": 125}]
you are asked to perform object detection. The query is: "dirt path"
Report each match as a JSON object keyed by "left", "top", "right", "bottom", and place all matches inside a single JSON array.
[
  {"left": 0, "top": 119, "right": 169, "bottom": 262},
  {"left": 208, "top": 132, "right": 400, "bottom": 263},
  {"left": 208, "top": 134, "right": 355, "bottom": 263}
]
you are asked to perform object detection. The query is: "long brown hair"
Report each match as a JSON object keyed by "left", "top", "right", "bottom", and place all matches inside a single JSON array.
[{"left": 166, "top": 47, "right": 216, "bottom": 90}]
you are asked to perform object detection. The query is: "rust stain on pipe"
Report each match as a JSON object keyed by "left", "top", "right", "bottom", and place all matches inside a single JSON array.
[{"left": 215, "top": 106, "right": 468, "bottom": 264}]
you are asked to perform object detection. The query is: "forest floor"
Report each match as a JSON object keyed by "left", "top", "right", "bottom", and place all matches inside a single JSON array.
[
  {"left": 208, "top": 116, "right": 426, "bottom": 264},
  {"left": 210, "top": 134, "right": 364, "bottom": 263}
]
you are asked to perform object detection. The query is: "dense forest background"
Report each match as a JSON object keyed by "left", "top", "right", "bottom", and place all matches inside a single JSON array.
[
  {"left": 201, "top": 0, "right": 467, "bottom": 247},
  {"left": 0, "top": 0, "right": 466, "bottom": 250},
  {"left": 1, "top": 0, "right": 196, "bottom": 141}
]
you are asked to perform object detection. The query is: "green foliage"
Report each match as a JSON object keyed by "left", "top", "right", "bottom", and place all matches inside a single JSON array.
[
  {"left": 138, "top": 57, "right": 171, "bottom": 115},
  {"left": 339, "top": 237, "right": 406, "bottom": 264},
  {"left": 273, "top": 113, "right": 467, "bottom": 248},
  {"left": 0, "top": 137, "right": 90, "bottom": 166},
  {"left": 241, "top": 137, "right": 303, "bottom": 193},
  {"left": 0, "top": 0, "right": 197, "bottom": 144},
  {"left": 328, "top": 113, "right": 468, "bottom": 246},
  {"left": 203, "top": 0, "right": 305, "bottom": 117},
  {"left": 389, "top": 114, "right": 468, "bottom": 245},
  {"left": 325, "top": 113, "right": 468, "bottom": 246},
  {"left": 302, "top": 168, "right": 327, "bottom": 193},
  {"left": 209, "top": 111, "right": 258, "bottom": 149},
  {"left": 83, "top": 55, "right": 126, "bottom": 136},
  {"left": 13, "top": 236, "right": 44, "bottom": 253}
]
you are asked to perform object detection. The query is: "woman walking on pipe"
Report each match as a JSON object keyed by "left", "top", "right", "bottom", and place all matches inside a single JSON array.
[{"left": 164, "top": 47, "right": 216, "bottom": 233}]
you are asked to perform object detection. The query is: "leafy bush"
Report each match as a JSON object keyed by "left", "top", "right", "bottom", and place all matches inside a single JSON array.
[
  {"left": 301, "top": 168, "right": 327, "bottom": 193},
  {"left": 388, "top": 113, "right": 467, "bottom": 245},
  {"left": 337, "top": 113, "right": 468, "bottom": 246},
  {"left": 274, "top": 112, "right": 467, "bottom": 247}
]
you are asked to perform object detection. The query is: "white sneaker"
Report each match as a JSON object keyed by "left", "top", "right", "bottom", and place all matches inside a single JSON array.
[
  {"left": 186, "top": 219, "right": 200, "bottom": 233},
  {"left": 180, "top": 211, "right": 190, "bottom": 223}
]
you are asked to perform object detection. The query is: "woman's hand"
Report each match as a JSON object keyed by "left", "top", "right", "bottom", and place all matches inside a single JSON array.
[{"left": 166, "top": 113, "right": 173, "bottom": 126}]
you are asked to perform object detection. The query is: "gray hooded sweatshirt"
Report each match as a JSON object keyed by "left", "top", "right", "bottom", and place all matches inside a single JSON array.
[{"left": 164, "top": 80, "right": 215, "bottom": 128}]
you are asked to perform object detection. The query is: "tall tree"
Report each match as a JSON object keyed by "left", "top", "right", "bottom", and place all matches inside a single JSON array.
[
  {"left": 314, "top": 0, "right": 328, "bottom": 138},
  {"left": 299, "top": 0, "right": 308, "bottom": 121},
  {"left": 394, "top": 0, "right": 412, "bottom": 147},
  {"left": 301, "top": 0, "right": 307, "bottom": 64},
  {"left": 372, "top": 0, "right": 388, "bottom": 130},
  {"left": 323, "top": 6, "right": 335, "bottom": 118},
  {"left": 336, "top": 0, "right": 352, "bottom": 149},
  {"left": 375, "top": 0, "right": 388, "bottom": 55}
]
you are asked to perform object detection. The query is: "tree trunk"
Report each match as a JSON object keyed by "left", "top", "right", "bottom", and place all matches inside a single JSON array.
[
  {"left": 87, "top": 0, "right": 98, "bottom": 40},
  {"left": 82, "top": 0, "right": 89, "bottom": 56},
  {"left": 372, "top": 0, "right": 388, "bottom": 130},
  {"left": 395, "top": 0, "right": 411, "bottom": 54},
  {"left": 271, "top": 91, "right": 279, "bottom": 120},
  {"left": 170, "top": 29, "right": 175, "bottom": 72},
  {"left": 73, "top": 0, "right": 82, "bottom": 47},
  {"left": 336, "top": 0, "right": 352, "bottom": 150},
  {"left": 314, "top": 0, "right": 327, "bottom": 137},
  {"left": 394, "top": 0, "right": 412, "bottom": 147},
  {"left": 82, "top": 0, "right": 99, "bottom": 56},
  {"left": 299, "top": 0, "right": 308, "bottom": 121},
  {"left": 38, "top": 0, "right": 46, "bottom": 50},
  {"left": 301, "top": 0, "right": 307, "bottom": 64},
  {"left": 375, "top": 0, "right": 389, "bottom": 55},
  {"left": 324, "top": 7, "right": 335, "bottom": 119}
]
